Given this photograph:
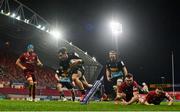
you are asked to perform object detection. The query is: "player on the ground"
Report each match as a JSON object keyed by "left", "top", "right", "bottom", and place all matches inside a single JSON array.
[
  {"left": 103, "top": 50, "right": 128, "bottom": 100},
  {"left": 57, "top": 47, "right": 91, "bottom": 101},
  {"left": 139, "top": 87, "right": 173, "bottom": 105},
  {"left": 16, "top": 44, "right": 43, "bottom": 102},
  {"left": 115, "top": 73, "right": 140, "bottom": 105}
]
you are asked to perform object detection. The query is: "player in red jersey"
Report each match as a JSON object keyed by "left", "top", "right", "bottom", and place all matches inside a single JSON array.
[
  {"left": 115, "top": 73, "right": 141, "bottom": 105},
  {"left": 16, "top": 44, "right": 43, "bottom": 102},
  {"left": 139, "top": 87, "right": 173, "bottom": 105}
]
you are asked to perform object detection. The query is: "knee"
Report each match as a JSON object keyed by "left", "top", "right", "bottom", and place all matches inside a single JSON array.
[
  {"left": 57, "top": 83, "right": 62, "bottom": 90},
  {"left": 72, "top": 74, "right": 79, "bottom": 81},
  {"left": 27, "top": 77, "right": 33, "bottom": 85}
]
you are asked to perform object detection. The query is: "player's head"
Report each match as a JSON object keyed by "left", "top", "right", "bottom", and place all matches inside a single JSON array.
[
  {"left": 58, "top": 47, "right": 68, "bottom": 60},
  {"left": 124, "top": 73, "right": 134, "bottom": 86},
  {"left": 27, "top": 44, "right": 34, "bottom": 53},
  {"left": 155, "top": 87, "right": 164, "bottom": 95},
  {"left": 117, "top": 78, "right": 123, "bottom": 86},
  {"left": 109, "top": 50, "right": 118, "bottom": 61}
]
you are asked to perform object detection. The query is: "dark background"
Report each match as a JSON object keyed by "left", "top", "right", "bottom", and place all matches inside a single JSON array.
[{"left": 16, "top": 0, "right": 179, "bottom": 84}]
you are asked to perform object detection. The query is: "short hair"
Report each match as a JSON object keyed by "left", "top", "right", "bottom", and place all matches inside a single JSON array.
[
  {"left": 109, "top": 50, "right": 117, "bottom": 54},
  {"left": 58, "top": 47, "right": 67, "bottom": 54},
  {"left": 125, "top": 73, "right": 133, "bottom": 79},
  {"left": 27, "top": 44, "right": 34, "bottom": 50}
]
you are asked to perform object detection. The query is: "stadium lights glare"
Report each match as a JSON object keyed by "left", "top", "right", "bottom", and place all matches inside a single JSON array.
[
  {"left": 85, "top": 52, "right": 88, "bottom": 55},
  {"left": 16, "top": 16, "right": 21, "bottom": 20},
  {"left": 11, "top": 13, "right": 16, "bottom": 18},
  {"left": 46, "top": 29, "right": 49, "bottom": 33},
  {"left": 41, "top": 26, "right": 45, "bottom": 30},
  {"left": 69, "top": 42, "right": 72, "bottom": 45},
  {"left": 26, "top": 20, "right": 29, "bottom": 23},
  {"left": 50, "top": 29, "right": 61, "bottom": 39},
  {"left": 24, "top": 19, "right": 29, "bottom": 23},
  {"left": 92, "top": 57, "right": 96, "bottom": 62},
  {"left": 110, "top": 21, "right": 122, "bottom": 36},
  {"left": 5, "top": 12, "right": 10, "bottom": 16},
  {"left": 37, "top": 25, "right": 41, "bottom": 29},
  {"left": 0, "top": 10, "right": 3, "bottom": 13}
]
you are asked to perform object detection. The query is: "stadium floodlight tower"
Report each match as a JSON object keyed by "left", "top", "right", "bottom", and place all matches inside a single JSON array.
[{"left": 109, "top": 20, "right": 122, "bottom": 52}]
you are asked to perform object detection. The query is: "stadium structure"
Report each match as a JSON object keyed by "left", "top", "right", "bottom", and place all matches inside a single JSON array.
[
  {"left": 0, "top": 1, "right": 180, "bottom": 110},
  {"left": 0, "top": 0, "right": 102, "bottom": 101}
]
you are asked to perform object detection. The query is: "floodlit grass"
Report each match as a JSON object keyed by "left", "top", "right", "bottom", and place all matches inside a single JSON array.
[{"left": 0, "top": 100, "right": 180, "bottom": 111}]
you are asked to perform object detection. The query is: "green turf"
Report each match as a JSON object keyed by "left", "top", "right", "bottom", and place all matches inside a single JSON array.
[{"left": 0, "top": 100, "right": 180, "bottom": 111}]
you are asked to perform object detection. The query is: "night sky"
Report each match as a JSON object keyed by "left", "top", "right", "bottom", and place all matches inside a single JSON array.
[{"left": 18, "top": 0, "right": 179, "bottom": 84}]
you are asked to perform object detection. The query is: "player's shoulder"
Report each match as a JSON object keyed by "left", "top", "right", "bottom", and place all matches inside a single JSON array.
[
  {"left": 68, "top": 52, "right": 79, "bottom": 58},
  {"left": 118, "top": 59, "right": 125, "bottom": 66},
  {"left": 106, "top": 60, "right": 111, "bottom": 65},
  {"left": 120, "top": 82, "right": 126, "bottom": 87},
  {"left": 148, "top": 91, "right": 156, "bottom": 95},
  {"left": 133, "top": 81, "right": 138, "bottom": 85},
  {"left": 20, "top": 52, "right": 28, "bottom": 57},
  {"left": 32, "top": 52, "right": 37, "bottom": 56}
]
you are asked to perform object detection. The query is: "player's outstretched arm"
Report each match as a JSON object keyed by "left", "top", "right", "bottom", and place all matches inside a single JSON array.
[
  {"left": 37, "top": 58, "right": 43, "bottom": 67},
  {"left": 127, "top": 92, "right": 139, "bottom": 105},
  {"left": 168, "top": 99, "right": 173, "bottom": 105},
  {"left": 106, "top": 66, "right": 111, "bottom": 81},
  {"left": 16, "top": 58, "right": 26, "bottom": 70},
  {"left": 166, "top": 93, "right": 173, "bottom": 105},
  {"left": 122, "top": 66, "right": 128, "bottom": 76},
  {"left": 55, "top": 74, "right": 60, "bottom": 81}
]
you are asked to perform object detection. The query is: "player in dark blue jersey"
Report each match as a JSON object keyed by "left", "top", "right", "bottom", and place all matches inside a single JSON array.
[
  {"left": 103, "top": 50, "right": 128, "bottom": 100},
  {"left": 55, "top": 47, "right": 91, "bottom": 101}
]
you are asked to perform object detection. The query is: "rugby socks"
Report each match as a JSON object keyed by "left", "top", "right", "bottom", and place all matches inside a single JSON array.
[
  {"left": 80, "top": 89, "right": 85, "bottom": 95},
  {"left": 71, "top": 90, "right": 75, "bottom": 101},
  {"left": 59, "top": 92, "right": 65, "bottom": 99},
  {"left": 28, "top": 85, "right": 33, "bottom": 97},
  {"left": 32, "top": 84, "right": 36, "bottom": 100}
]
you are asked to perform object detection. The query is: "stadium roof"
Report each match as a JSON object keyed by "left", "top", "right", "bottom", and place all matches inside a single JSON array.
[{"left": 0, "top": 13, "right": 102, "bottom": 66}]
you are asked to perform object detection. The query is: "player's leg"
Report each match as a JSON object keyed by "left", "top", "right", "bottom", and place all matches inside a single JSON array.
[
  {"left": 57, "top": 83, "right": 66, "bottom": 100},
  {"left": 80, "top": 75, "right": 92, "bottom": 89},
  {"left": 26, "top": 74, "right": 34, "bottom": 101},
  {"left": 65, "top": 82, "right": 76, "bottom": 101},
  {"left": 71, "top": 89, "right": 75, "bottom": 101},
  {"left": 71, "top": 71, "right": 85, "bottom": 101},
  {"left": 72, "top": 71, "right": 84, "bottom": 90},
  {"left": 32, "top": 74, "right": 37, "bottom": 102}
]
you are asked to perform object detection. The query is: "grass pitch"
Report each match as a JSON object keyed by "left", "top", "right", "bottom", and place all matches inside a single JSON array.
[{"left": 0, "top": 100, "right": 180, "bottom": 111}]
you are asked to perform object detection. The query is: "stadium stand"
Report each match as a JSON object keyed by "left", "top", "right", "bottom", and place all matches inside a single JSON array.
[{"left": 0, "top": 47, "right": 56, "bottom": 88}]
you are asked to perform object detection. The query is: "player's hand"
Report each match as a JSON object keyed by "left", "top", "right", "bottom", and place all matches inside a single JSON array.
[
  {"left": 34, "top": 82, "right": 37, "bottom": 85},
  {"left": 22, "top": 66, "right": 27, "bottom": 70},
  {"left": 107, "top": 77, "right": 111, "bottom": 82},
  {"left": 168, "top": 102, "right": 173, "bottom": 106},
  {"left": 88, "top": 84, "right": 93, "bottom": 88},
  {"left": 37, "top": 63, "right": 43, "bottom": 67},
  {"left": 121, "top": 101, "right": 128, "bottom": 105}
]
